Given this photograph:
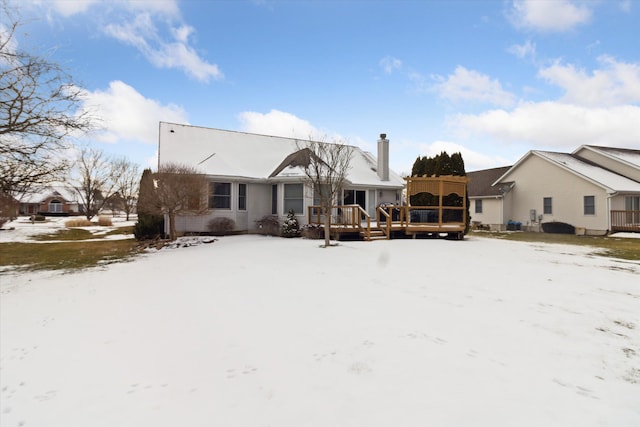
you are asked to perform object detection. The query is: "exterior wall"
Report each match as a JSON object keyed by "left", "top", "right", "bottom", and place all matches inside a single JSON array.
[
  {"left": 469, "top": 197, "right": 503, "bottom": 228},
  {"left": 174, "top": 181, "right": 272, "bottom": 234},
  {"left": 502, "top": 155, "right": 610, "bottom": 232},
  {"left": 171, "top": 179, "right": 405, "bottom": 236},
  {"left": 37, "top": 197, "right": 79, "bottom": 215}
]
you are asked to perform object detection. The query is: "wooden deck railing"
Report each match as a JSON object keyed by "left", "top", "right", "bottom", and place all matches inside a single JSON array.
[
  {"left": 611, "top": 210, "right": 640, "bottom": 232},
  {"left": 307, "top": 204, "right": 372, "bottom": 237}
]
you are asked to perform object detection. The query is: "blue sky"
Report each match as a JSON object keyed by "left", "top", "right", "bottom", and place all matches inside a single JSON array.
[{"left": 11, "top": 0, "right": 640, "bottom": 173}]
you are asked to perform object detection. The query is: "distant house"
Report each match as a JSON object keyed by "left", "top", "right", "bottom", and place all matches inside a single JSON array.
[
  {"left": 19, "top": 187, "right": 81, "bottom": 216},
  {"left": 467, "top": 166, "right": 511, "bottom": 230},
  {"left": 491, "top": 145, "right": 640, "bottom": 234},
  {"left": 157, "top": 122, "right": 405, "bottom": 235}
]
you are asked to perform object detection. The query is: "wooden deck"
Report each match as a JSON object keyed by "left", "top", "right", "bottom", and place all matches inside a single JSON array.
[
  {"left": 307, "top": 175, "right": 470, "bottom": 241},
  {"left": 611, "top": 210, "right": 640, "bottom": 232}
]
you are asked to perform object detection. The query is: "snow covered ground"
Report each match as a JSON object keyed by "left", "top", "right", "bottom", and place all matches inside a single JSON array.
[{"left": 1, "top": 220, "right": 639, "bottom": 426}]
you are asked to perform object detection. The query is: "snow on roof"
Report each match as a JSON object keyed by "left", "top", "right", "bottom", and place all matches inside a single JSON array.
[
  {"left": 534, "top": 151, "right": 640, "bottom": 193},
  {"left": 577, "top": 145, "right": 640, "bottom": 169},
  {"left": 19, "top": 186, "right": 79, "bottom": 204},
  {"left": 158, "top": 122, "right": 404, "bottom": 188}
]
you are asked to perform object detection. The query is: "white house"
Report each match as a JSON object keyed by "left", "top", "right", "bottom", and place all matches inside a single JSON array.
[
  {"left": 157, "top": 122, "right": 405, "bottom": 235},
  {"left": 19, "top": 186, "right": 82, "bottom": 216},
  {"left": 492, "top": 146, "right": 640, "bottom": 235},
  {"left": 467, "top": 166, "right": 511, "bottom": 230}
]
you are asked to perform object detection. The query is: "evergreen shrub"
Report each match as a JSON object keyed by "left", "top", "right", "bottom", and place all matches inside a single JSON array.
[
  {"left": 281, "top": 209, "right": 300, "bottom": 237},
  {"left": 133, "top": 214, "right": 165, "bottom": 240}
]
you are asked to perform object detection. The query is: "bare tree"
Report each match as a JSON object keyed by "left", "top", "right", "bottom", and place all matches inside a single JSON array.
[
  {"left": 297, "top": 137, "right": 353, "bottom": 247},
  {"left": 112, "top": 156, "right": 140, "bottom": 220},
  {"left": 146, "top": 163, "right": 208, "bottom": 241},
  {"left": 68, "top": 146, "right": 118, "bottom": 220},
  {"left": 0, "top": 4, "right": 93, "bottom": 198}
]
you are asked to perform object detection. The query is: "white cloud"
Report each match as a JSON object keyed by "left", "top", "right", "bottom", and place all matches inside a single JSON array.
[
  {"left": 79, "top": 80, "right": 188, "bottom": 145},
  {"left": 451, "top": 102, "right": 640, "bottom": 150},
  {"left": 434, "top": 66, "right": 516, "bottom": 107},
  {"left": 508, "top": 0, "right": 592, "bottom": 32},
  {"left": 619, "top": 0, "right": 632, "bottom": 13},
  {"left": 103, "top": 13, "right": 222, "bottom": 83},
  {"left": 415, "top": 140, "right": 512, "bottom": 171},
  {"left": 36, "top": 0, "right": 179, "bottom": 17},
  {"left": 508, "top": 40, "right": 536, "bottom": 60},
  {"left": 28, "top": 0, "right": 221, "bottom": 83},
  {"left": 379, "top": 56, "right": 402, "bottom": 74},
  {"left": 237, "top": 110, "right": 322, "bottom": 140},
  {"left": 538, "top": 56, "right": 640, "bottom": 107}
]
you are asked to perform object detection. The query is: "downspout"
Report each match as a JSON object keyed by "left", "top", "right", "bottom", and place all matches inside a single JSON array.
[{"left": 607, "top": 192, "right": 617, "bottom": 232}]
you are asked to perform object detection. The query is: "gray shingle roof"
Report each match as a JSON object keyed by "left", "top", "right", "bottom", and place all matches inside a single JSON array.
[{"left": 467, "top": 166, "right": 511, "bottom": 197}]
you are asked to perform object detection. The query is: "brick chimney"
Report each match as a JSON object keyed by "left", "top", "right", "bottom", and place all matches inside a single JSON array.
[{"left": 377, "top": 133, "right": 389, "bottom": 181}]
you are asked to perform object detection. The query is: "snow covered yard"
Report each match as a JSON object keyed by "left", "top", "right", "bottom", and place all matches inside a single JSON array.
[{"left": 1, "top": 234, "right": 639, "bottom": 426}]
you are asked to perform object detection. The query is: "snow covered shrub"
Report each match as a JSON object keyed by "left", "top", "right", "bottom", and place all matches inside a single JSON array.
[
  {"left": 208, "top": 217, "right": 236, "bottom": 236},
  {"left": 281, "top": 209, "right": 300, "bottom": 238},
  {"left": 301, "top": 224, "right": 323, "bottom": 239},
  {"left": 256, "top": 215, "right": 280, "bottom": 236}
]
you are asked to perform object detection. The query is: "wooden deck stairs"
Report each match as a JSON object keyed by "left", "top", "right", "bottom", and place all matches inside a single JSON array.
[{"left": 361, "top": 227, "right": 387, "bottom": 241}]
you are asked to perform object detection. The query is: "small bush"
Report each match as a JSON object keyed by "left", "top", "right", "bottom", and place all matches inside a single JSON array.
[
  {"left": 134, "top": 214, "right": 165, "bottom": 240},
  {"left": 256, "top": 215, "right": 280, "bottom": 236},
  {"left": 65, "top": 219, "right": 94, "bottom": 227},
  {"left": 208, "top": 217, "right": 236, "bottom": 235},
  {"left": 301, "top": 224, "right": 323, "bottom": 239},
  {"left": 32, "top": 214, "right": 46, "bottom": 222},
  {"left": 281, "top": 209, "right": 300, "bottom": 238},
  {"left": 97, "top": 216, "right": 113, "bottom": 226}
]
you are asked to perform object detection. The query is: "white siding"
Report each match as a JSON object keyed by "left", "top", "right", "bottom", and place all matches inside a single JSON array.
[
  {"left": 469, "top": 197, "right": 503, "bottom": 228},
  {"left": 502, "top": 155, "right": 609, "bottom": 232}
]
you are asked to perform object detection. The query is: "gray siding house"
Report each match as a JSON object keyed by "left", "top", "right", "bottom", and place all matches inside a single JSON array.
[{"left": 157, "top": 122, "right": 405, "bottom": 235}]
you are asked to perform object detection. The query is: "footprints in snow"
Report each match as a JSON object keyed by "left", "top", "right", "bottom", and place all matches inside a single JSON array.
[
  {"left": 127, "top": 383, "right": 169, "bottom": 394},
  {"left": 552, "top": 378, "right": 598, "bottom": 399},
  {"left": 226, "top": 366, "right": 258, "bottom": 379}
]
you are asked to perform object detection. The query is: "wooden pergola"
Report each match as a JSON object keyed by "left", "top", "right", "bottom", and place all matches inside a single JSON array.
[{"left": 307, "top": 175, "right": 469, "bottom": 240}]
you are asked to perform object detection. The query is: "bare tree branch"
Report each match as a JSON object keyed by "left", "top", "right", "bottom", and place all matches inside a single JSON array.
[
  {"left": 0, "top": 3, "right": 94, "bottom": 197},
  {"left": 146, "top": 163, "right": 208, "bottom": 240},
  {"left": 296, "top": 137, "right": 353, "bottom": 247},
  {"left": 67, "top": 146, "right": 118, "bottom": 220}
]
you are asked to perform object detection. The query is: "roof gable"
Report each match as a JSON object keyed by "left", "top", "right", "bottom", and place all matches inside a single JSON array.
[
  {"left": 496, "top": 150, "right": 640, "bottom": 193},
  {"left": 575, "top": 145, "right": 640, "bottom": 169}
]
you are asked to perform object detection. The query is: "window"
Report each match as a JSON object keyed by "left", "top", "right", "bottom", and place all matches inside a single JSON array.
[
  {"left": 583, "top": 196, "right": 595, "bottom": 215},
  {"left": 284, "top": 183, "right": 303, "bottom": 214},
  {"left": 238, "top": 184, "right": 247, "bottom": 211},
  {"left": 209, "top": 182, "right": 231, "bottom": 209},
  {"left": 271, "top": 185, "right": 278, "bottom": 215},
  {"left": 475, "top": 199, "right": 483, "bottom": 214},
  {"left": 49, "top": 199, "right": 62, "bottom": 213},
  {"left": 543, "top": 197, "right": 552, "bottom": 215},
  {"left": 626, "top": 196, "right": 640, "bottom": 211}
]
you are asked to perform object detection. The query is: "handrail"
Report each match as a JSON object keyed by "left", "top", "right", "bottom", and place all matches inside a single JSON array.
[{"left": 377, "top": 206, "right": 391, "bottom": 239}]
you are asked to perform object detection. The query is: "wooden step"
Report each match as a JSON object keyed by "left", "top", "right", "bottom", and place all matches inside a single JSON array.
[{"left": 361, "top": 229, "right": 388, "bottom": 240}]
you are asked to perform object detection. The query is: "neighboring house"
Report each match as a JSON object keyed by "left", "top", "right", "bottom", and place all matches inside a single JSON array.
[
  {"left": 492, "top": 145, "right": 640, "bottom": 234},
  {"left": 467, "top": 166, "right": 511, "bottom": 230},
  {"left": 19, "top": 187, "right": 82, "bottom": 216},
  {"left": 157, "top": 122, "right": 405, "bottom": 235}
]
